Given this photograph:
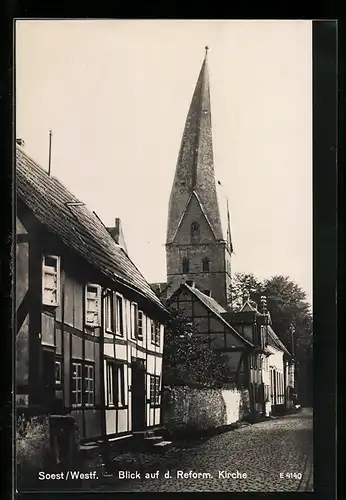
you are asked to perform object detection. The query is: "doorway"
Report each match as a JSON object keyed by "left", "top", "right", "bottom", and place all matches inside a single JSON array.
[
  {"left": 42, "top": 347, "right": 56, "bottom": 411},
  {"left": 131, "top": 358, "right": 146, "bottom": 431}
]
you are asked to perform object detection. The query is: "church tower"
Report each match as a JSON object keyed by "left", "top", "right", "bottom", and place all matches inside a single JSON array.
[{"left": 166, "top": 47, "right": 233, "bottom": 308}]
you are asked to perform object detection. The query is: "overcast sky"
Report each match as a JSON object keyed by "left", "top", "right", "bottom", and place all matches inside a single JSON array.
[{"left": 16, "top": 20, "right": 312, "bottom": 305}]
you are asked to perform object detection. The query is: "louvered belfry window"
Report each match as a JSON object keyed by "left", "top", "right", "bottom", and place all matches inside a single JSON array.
[
  {"left": 42, "top": 255, "right": 60, "bottom": 306},
  {"left": 182, "top": 257, "right": 190, "bottom": 273},
  {"left": 190, "top": 221, "right": 200, "bottom": 243}
]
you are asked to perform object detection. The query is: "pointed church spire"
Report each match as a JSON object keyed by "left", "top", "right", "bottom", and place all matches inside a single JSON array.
[{"left": 166, "top": 47, "right": 225, "bottom": 244}]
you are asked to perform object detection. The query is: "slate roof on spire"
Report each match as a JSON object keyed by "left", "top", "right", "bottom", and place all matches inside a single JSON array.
[{"left": 166, "top": 48, "right": 226, "bottom": 244}]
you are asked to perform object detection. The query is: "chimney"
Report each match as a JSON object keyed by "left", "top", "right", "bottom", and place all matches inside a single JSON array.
[
  {"left": 107, "top": 218, "right": 128, "bottom": 254},
  {"left": 16, "top": 138, "right": 25, "bottom": 147}
]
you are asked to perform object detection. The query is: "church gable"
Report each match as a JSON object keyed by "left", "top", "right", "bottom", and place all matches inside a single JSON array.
[
  {"left": 168, "top": 284, "right": 252, "bottom": 349},
  {"left": 172, "top": 192, "right": 216, "bottom": 245}
]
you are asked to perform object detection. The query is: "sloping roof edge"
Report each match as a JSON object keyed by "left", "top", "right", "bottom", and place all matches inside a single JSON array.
[
  {"left": 182, "top": 283, "right": 254, "bottom": 347},
  {"left": 16, "top": 146, "right": 168, "bottom": 315},
  {"left": 169, "top": 191, "right": 220, "bottom": 244}
]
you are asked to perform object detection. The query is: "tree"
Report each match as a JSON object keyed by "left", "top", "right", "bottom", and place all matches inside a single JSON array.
[
  {"left": 162, "top": 307, "right": 234, "bottom": 388},
  {"left": 230, "top": 273, "right": 312, "bottom": 353},
  {"left": 230, "top": 273, "right": 313, "bottom": 405}
]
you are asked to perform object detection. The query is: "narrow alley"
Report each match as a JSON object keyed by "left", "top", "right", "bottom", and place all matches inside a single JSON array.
[{"left": 93, "top": 408, "right": 313, "bottom": 492}]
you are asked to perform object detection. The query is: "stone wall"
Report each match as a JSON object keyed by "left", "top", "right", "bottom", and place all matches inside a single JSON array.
[{"left": 163, "top": 386, "right": 250, "bottom": 431}]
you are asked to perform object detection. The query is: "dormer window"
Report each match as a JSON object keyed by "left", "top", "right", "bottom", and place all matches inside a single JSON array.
[
  {"left": 190, "top": 222, "right": 200, "bottom": 243},
  {"left": 202, "top": 257, "right": 210, "bottom": 272},
  {"left": 182, "top": 258, "right": 189, "bottom": 273}
]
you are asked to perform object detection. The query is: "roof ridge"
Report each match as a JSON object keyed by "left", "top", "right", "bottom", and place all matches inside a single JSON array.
[
  {"left": 16, "top": 146, "right": 167, "bottom": 313},
  {"left": 184, "top": 284, "right": 253, "bottom": 347}
]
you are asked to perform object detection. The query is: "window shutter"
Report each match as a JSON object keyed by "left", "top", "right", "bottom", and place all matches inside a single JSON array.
[
  {"left": 42, "top": 255, "right": 60, "bottom": 306},
  {"left": 85, "top": 284, "right": 101, "bottom": 326}
]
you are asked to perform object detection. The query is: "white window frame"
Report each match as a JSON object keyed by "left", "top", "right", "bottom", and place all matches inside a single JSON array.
[
  {"left": 138, "top": 310, "right": 144, "bottom": 339},
  {"left": 115, "top": 293, "right": 124, "bottom": 336},
  {"left": 104, "top": 289, "right": 115, "bottom": 333},
  {"left": 131, "top": 302, "right": 138, "bottom": 339},
  {"left": 71, "top": 362, "right": 82, "bottom": 407},
  {"left": 55, "top": 359, "right": 62, "bottom": 385},
  {"left": 149, "top": 375, "right": 161, "bottom": 406},
  {"left": 85, "top": 284, "right": 101, "bottom": 327},
  {"left": 106, "top": 361, "right": 115, "bottom": 406},
  {"left": 106, "top": 361, "right": 125, "bottom": 407},
  {"left": 84, "top": 364, "right": 95, "bottom": 407},
  {"left": 117, "top": 364, "right": 125, "bottom": 407},
  {"left": 42, "top": 255, "right": 61, "bottom": 307},
  {"left": 151, "top": 320, "right": 160, "bottom": 346}
]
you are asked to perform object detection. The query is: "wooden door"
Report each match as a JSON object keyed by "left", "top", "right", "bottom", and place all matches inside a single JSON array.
[
  {"left": 131, "top": 358, "right": 146, "bottom": 431},
  {"left": 42, "top": 347, "right": 56, "bottom": 411}
]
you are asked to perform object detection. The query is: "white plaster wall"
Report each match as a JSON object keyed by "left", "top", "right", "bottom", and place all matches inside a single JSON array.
[
  {"left": 105, "top": 409, "right": 116, "bottom": 435},
  {"left": 118, "top": 409, "right": 127, "bottom": 433},
  {"left": 116, "top": 344, "right": 127, "bottom": 361},
  {"left": 104, "top": 343, "right": 114, "bottom": 357},
  {"left": 268, "top": 345, "right": 284, "bottom": 372},
  {"left": 221, "top": 389, "right": 241, "bottom": 425}
]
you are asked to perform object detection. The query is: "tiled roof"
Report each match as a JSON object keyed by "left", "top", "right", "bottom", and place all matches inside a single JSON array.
[
  {"left": 16, "top": 146, "right": 167, "bottom": 313},
  {"left": 166, "top": 52, "right": 227, "bottom": 244},
  {"left": 267, "top": 325, "right": 291, "bottom": 355},
  {"left": 183, "top": 284, "right": 253, "bottom": 347}
]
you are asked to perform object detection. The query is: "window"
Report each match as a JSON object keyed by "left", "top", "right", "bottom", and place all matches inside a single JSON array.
[
  {"left": 190, "top": 221, "right": 200, "bottom": 243},
  {"left": 202, "top": 257, "right": 210, "bottom": 272},
  {"left": 106, "top": 362, "right": 115, "bottom": 406},
  {"left": 42, "top": 255, "right": 60, "bottom": 306},
  {"left": 131, "top": 302, "right": 138, "bottom": 339},
  {"left": 182, "top": 258, "right": 189, "bottom": 273},
  {"left": 106, "top": 361, "right": 125, "bottom": 407},
  {"left": 150, "top": 375, "right": 161, "bottom": 406},
  {"left": 151, "top": 320, "right": 160, "bottom": 346},
  {"left": 117, "top": 364, "right": 125, "bottom": 407},
  {"left": 84, "top": 364, "right": 95, "bottom": 406},
  {"left": 55, "top": 360, "right": 62, "bottom": 385},
  {"left": 116, "top": 295, "right": 124, "bottom": 336},
  {"left": 105, "top": 290, "right": 115, "bottom": 332},
  {"left": 71, "top": 362, "right": 82, "bottom": 407},
  {"left": 138, "top": 311, "right": 144, "bottom": 339},
  {"left": 85, "top": 284, "right": 101, "bottom": 326}
]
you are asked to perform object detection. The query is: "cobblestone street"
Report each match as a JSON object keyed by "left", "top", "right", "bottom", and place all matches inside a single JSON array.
[{"left": 93, "top": 408, "right": 313, "bottom": 492}]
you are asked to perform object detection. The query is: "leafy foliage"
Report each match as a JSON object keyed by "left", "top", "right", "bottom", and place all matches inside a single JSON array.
[
  {"left": 16, "top": 414, "right": 51, "bottom": 485},
  {"left": 162, "top": 307, "right": 233, "bottom": 387},
  {"left": 230, "top": 272, "right": 313, "bottom": 355}
]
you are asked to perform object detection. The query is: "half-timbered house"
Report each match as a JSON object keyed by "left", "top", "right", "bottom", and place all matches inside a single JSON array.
[
  {"left": 224, "top": 296, "right": 296, "bottom": 415},
  {"left": 168, "top": 282, "right": 295, "bottom": 416},
  {"left": 154, "top": 48, "right": 295, "bottom": 417},
  {"left": 16, "top": 144, "right": 168, "bottom": 444}
]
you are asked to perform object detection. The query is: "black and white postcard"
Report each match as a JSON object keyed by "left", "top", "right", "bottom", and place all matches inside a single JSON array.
[{"left": 14, "top": 19, "right": 336, "bottom": 494}]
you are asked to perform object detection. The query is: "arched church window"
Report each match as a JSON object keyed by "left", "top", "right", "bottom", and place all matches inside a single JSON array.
[
  {"left": 182, "top": 258, "right": 189, "bottom": 274},
  {"left": 202, "top": 257, "right": 210, "bottom": 272},
  {"left": 190, "top": 222, "right": 200, "bottom": 243}
]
